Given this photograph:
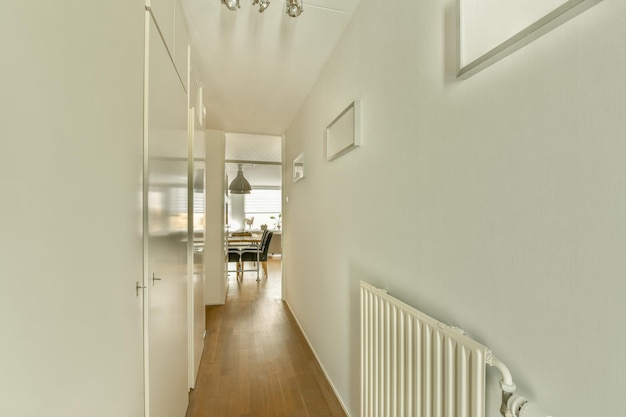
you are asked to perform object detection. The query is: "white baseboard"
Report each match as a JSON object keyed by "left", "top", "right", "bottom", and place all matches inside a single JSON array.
[{"left": 283, "top": 300, "right": 352, "bottom": 417}]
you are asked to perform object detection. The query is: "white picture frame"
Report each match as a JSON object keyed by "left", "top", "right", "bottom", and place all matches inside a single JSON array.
[
  {"left": 326, "top": 101, "right": 361, "bottom": 161},
  {"left": 458, "top": 0, "right": 604, "bottom": 78},
  {"left": 293, "top": 153, "right": 305, "bottom": 182}
]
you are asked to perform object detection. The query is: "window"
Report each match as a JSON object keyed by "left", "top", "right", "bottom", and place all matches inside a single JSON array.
[{"left": 244, "top": 189, "right": 282, "bottom": 229}]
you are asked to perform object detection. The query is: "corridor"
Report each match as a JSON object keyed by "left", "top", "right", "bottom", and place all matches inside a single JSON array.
[{"left": 186, "top": 257, "right": 347, "bottom": 417}]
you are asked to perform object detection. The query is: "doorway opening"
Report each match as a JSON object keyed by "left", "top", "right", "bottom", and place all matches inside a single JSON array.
[{"left": 224, "top": 133, "right": 283, "bottom": 295}]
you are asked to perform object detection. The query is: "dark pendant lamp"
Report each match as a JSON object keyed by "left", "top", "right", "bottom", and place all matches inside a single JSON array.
[{"left": 229, "top": 164, "right": 252, "bottom": 194}]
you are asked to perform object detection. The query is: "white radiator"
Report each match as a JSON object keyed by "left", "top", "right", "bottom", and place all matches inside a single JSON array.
[{"left": 360, "top": 281, "right": 490, "bottom": 417}]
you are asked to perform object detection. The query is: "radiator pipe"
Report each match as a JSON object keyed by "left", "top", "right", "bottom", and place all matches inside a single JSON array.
[
  {"left": 486, "top": 355, "right": 553, "bottom": 417},
  {"left": 486, "top": 354, "right": 516, "bottom": 392},
  {"left": 501, "top": 391, "right": 514, "bottom": 417},
  {"left": 486, "top": 353, "right": 516, "bottom": 417}
]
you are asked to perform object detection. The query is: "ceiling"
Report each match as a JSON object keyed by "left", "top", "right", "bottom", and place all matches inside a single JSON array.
[{"left": 180, "top": 0, "right": 361, "bottom": 135}]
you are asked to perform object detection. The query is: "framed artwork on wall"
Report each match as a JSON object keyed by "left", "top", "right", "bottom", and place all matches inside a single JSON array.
[
  {"left": 293, "top": 153, "right": 305, "bottom": 182},
  {"left": 458, "top": 0, "right": 604, "bottom": 78},
  {"left": 326, "top": 100, "right": 361, "bottom": 161}
]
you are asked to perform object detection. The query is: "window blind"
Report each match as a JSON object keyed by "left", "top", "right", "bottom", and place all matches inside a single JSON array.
[{"left": 244, "top": 189, "right": 282, "bottom": 214}]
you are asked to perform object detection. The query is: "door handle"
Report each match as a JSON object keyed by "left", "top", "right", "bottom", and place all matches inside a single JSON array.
[
  {"left": 152, "top": 273, "right": 162, "bottom": 285},
  {"left": 136, "top": 281, "right": 146, "bottom": 296}
]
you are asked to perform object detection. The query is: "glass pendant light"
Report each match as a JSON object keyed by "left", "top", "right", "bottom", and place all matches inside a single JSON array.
[
  {"left": 258, "top": 0, "right": 270, "bottom": 12},
  {"left": 221, "top": 0, "right": 240, "bottom": 11},
  {"left": 253, "top": 0, "right": 270, "bottom": 12},
  {"left": 286, "top": 0, "right": 303, "bottom": 17}
]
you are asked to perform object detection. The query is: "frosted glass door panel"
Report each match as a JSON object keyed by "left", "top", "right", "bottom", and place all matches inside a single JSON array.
[{"left": 146, "top": 13, "right": 189, "bottom": 417}]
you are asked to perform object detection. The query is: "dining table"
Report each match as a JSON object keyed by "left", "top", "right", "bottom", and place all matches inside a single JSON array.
[{"left": 227, "top": 233, "right": 262, "bottom": 246}]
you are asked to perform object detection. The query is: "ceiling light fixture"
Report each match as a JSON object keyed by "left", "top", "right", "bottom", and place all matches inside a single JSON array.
[
  {"left": 228, "top": 164, "right": 252, "bottom": 194},
  {"left": 222, "top": 0, "right": 273, "bottom": 13},
  {"left": 221, "top": 0, "right": 240, "bottom": 10},
  {"left": 286, "top": 0, "right": 303, "bottom": 17},
  {"left": 252, "top": 0, "right": 270, "bottom": 12}
]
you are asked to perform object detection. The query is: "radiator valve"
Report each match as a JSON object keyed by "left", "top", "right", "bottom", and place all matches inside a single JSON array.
[
  {"left": 507, "top": 394, "right": 554, "bottom": 417},
  {"left": 487, "top": 353, "right": 552, "bottom": 417}
]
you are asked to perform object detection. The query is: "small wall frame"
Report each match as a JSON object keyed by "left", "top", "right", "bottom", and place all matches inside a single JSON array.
[
  {"left": 293, "top": 153, "right": 305, "bottom": 182},
  {"left": 326, "top": 101, "right": 361, "bottom": 161}
]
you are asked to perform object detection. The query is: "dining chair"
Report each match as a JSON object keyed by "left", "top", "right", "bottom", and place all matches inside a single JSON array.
[
  {"left": 227, "top": 247, "right": 242, "bottom": 280},
  {"left": 228, "top": 229, "right": 268, "bottom": 280},
  {"left": 240, "top": 231, "right": 273, "bottom": 280}
]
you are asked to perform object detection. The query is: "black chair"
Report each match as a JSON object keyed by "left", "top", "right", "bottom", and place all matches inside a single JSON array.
[
  {"left": 227, "top": 230, "right": 269, "bottom": 281},
  {"left": 228, "top": 248, "right": 241, "bottom": 263},
  {"left": 227, "top": 247, "right": 242, "bottom": 279},
  {"left": 240, "top": 231, "right": 273, "bottom": 281}
]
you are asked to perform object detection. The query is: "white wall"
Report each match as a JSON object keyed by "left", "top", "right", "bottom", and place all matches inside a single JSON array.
[
  {"left": 283, "top": 0, "right": 626, "bottom": 416},
  {"left": 0, "top": 1, "right": 145, "bottom": 416},
  {"left": 204, "top": 129, "right": 227, "bottom": 305}
]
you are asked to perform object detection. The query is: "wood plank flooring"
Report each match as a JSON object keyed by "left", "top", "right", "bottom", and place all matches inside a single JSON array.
[{"left": 186, "top": 257, "right": 348, "bottom": 417}]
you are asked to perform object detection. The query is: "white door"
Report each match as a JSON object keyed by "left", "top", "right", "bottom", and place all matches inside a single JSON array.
[
  {"left": 1, "top": 2, "right": 146, "bottom": 416},
  {"left": 144, "top": 10, "right": 189, "bottom": 417}
]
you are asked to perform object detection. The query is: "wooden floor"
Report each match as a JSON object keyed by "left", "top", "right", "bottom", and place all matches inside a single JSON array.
[{"left": 186, "top": 257, "right": 348, "bottom": 417}]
